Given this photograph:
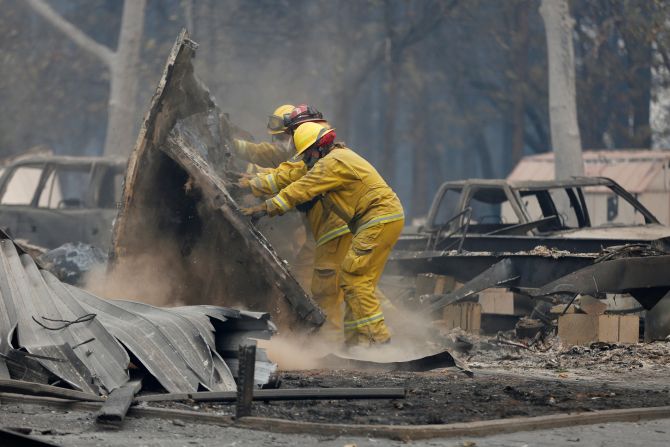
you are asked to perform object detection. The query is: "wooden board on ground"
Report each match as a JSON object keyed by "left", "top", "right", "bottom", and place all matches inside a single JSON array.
[{"left": 96, "top": 379, "right": 143, "bottom": 425}]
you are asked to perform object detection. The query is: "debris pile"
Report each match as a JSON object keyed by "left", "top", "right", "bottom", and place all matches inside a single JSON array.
[
  {"left": 453, "top": 328, "right": 670, "bottom": 376},
  {"left": 38, "top": 242, "right": 107, "bottom": 285}
]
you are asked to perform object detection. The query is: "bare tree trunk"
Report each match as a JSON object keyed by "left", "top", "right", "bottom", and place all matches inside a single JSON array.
[
  {"left": 381, "top": 2, "right": 399, "bottom": 186},
  {"left": 511, "top": 0, "right": 530, "bottom": 166},
  {"left": 103, "top": 0, "right": 146, "bottom": 157},
  {"left": 539, "top": 0, "right": 584, "bottom": 179},
  {"left": 411, "top": 81, "right": 429, "bottom": 218},
  {"left": 381, "top": 48, "right": 399, "bottom": 186},
  {"left": 623, "top": 28, "right": 652, "bottom": 148},
  {"left": 25, "top": 0, "right": 146, "bottom": 158}
]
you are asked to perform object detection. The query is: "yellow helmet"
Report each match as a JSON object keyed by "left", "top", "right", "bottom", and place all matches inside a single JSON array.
[
  {"left": 293, "top": 122, "right": 335, "bottom": 156},
  {"left": 267, "top": 104, "right": 295, "bottom": 135}
]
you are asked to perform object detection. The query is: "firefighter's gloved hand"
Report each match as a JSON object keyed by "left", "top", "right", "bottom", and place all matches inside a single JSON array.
[
  {"left": 241, "top": 202, "right": 267, "bottom": 218},
  {"left": 237, "top": 174, "right": 254, "bottom": 189},
  {"left": 227, "top": 171, "right": 243, "bottom": 182}
]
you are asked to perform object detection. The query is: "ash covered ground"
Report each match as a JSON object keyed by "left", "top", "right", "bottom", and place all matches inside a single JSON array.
[{"left": 147, "top": 336, "right": 670, "bottom": 425}]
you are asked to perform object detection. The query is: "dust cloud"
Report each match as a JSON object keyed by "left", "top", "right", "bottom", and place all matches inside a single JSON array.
[
  {"left": 83, "top": 239, "right": 187, "bottom": 307},
  {"left": 260, "top": 302, "right": 446, "bottom": 370}
]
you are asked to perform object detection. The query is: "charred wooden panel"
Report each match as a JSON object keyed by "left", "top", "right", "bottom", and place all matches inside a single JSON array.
[{"left": 111, "top": 30, "right": 324, "bottom": 331}]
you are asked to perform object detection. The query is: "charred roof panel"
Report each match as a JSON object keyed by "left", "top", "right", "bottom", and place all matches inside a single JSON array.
[{"left": 0, "top": 232, "right": 276, "bottom": 396}]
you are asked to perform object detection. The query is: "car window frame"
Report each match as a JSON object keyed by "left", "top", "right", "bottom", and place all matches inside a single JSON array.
[
  {"left": 0, "top": 162, "right": 48, "bottom": 207},
  {"left": 35, "top": 162, "right": 97, "bottom": 210}
]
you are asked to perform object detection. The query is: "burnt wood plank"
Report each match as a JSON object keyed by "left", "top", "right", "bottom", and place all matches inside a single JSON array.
[
  {"left": 136, "top": 387, "right": 406, "bottom": 403},
  {"left": 0, "top": 378, "right": 102, "bottom": 402},
  {"left": 96, "top": 378, "right": 143, "bottom": 425}
]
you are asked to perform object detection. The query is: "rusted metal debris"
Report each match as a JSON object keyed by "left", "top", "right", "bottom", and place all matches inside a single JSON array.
[
  {"left": 0, "top": 378, "right": 104, "bottom": 402},
  {"left": 110, "top": 29, "right": 324, "bottom": 332}
]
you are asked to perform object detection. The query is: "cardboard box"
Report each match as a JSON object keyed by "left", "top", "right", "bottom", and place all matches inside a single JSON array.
[
  {"left": 442, "top": 302, "right": 481, "bottom": 334},
  {"left": 558, "top": 314, "right": 639, "bottom": 346},
  {"left": 478, "top": 288, "right": 515, "bottom": 315}
]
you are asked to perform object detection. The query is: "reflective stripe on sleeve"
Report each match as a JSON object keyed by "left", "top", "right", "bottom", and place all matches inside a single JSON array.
[
  {"left": 344, "top": 312, "right": 385, "bottom": 331},
  {"left": 355, "top": 212, "right": 404, "bottom": 234},
  {"left": 234, "top": 139, "right": 246, "bottom": 150},
  {"left": 265, "top": 173, "right": 279, "bottom": 194},
  {"left": 272, "top": 195, "right": 290, "bottom": 213},
  {"left": 249, "top": 176, "right": 263, "bottom": 190},
  {"left": 316, "top": 224, "right": 351, "bottom": 247}
]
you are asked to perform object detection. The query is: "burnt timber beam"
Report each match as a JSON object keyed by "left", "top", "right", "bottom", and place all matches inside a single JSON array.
[
  {"left": 96, "top": 378, "right": 143, "bottom": 425},
  {"left": 136, "top": 387, "right": 406, "bottom": 403},
  {"left": 424, "top": 258, "right": 519, "bottom": 314},
  {"left": 235, "top": 344, "right": 255, "bottom": 418},
  {"left": 531, "top": 255, "right": 670, "bottom": 309},
  {"left": 0, "top": 378, "right": 103, "bottom": 402}
]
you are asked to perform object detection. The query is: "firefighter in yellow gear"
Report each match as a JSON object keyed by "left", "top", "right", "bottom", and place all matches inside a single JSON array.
[
  {"left": 232, "top": 104, "right": 315, "bottom": 288},
  {"left": 247, "top": 164, "right": 349, "bottom": 341},
  {"left": 236, "top": 106, "right": 347, "bottom": 340},
  {"left": 246, "top": 159, "right": 399, "bottom": 342},
  {"left": 242, "top": 122, "right": 404, "bottom": 346},
  {"left": 231, "top": 104, "right": 295, "bottom": 167}
]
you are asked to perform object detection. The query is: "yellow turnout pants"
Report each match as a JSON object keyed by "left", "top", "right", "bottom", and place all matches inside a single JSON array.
[
  {"left": 292, "top": 234, "right": 315, "bottom": 292},
  {"left": 341, "top": 219, "right": 404, "bottom": 346},
  {"left": 311, "top": 233, "right": 352, "bottom": 342}
]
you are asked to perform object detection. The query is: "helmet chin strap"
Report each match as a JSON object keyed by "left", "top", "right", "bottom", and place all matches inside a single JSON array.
[{"left": 304, "top": 146, "right": 328, "bottom": 169}]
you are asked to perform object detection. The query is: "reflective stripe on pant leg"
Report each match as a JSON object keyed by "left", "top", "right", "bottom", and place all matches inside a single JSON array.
[{"left": 344, "top": 312, "right": 385, "bottom": 330}]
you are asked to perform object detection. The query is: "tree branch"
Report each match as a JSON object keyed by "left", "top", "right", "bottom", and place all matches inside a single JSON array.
[
  {"left": 347, "top": 0, "right": 455, "bottom": 94},
  {"left": 25, "top": 0, "right": 115, "bottom": 67}
]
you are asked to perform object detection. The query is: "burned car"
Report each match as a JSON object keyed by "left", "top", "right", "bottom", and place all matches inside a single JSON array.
[
  {"left": 387, "top": 177, "right": 670, "bottom": 311},
  {"left": 0, "top": 155, "right": 126, "bottom": 249},
  {"left": 396, "top": 177, "right": 669, "bottom": 253}
]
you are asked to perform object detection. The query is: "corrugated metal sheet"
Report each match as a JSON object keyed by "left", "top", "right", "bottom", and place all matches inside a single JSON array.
[
  {"left": 0, "top": 239, "right": 128, "bottom": 394},
  {"left": 0, "top": 232, "right": 276, "bottom": 396},
  {"left": 111, "top": 299, "right": 237, "bottom": 391},
  {"left": 508, "top": 150, "right": 670, "bottom": 193}
]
